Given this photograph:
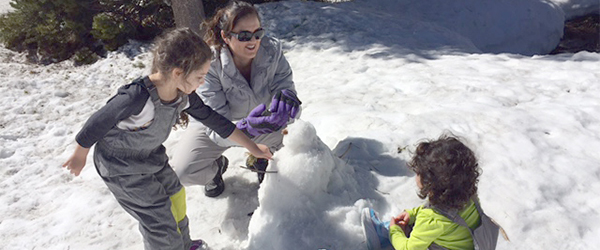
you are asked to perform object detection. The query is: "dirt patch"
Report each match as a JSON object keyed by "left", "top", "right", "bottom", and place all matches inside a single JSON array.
[{"left": 551, "top": 14, "right": 599, "bottom": 54}]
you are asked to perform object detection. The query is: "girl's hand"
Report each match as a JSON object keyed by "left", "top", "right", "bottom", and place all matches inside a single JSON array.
[
  {"left": 253, "top": 144, "right": 273, "bottom": 160},
  {"left": 62, "top": 145, "right": 90, "bottom": 176},
  {"left": 228, "top": 129, "right": 273, "bottom": 160}
]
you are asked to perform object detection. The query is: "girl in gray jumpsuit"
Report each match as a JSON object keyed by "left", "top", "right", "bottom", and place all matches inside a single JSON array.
[{"left": 63, "top": 28, "right": 272, "bottom": 250}]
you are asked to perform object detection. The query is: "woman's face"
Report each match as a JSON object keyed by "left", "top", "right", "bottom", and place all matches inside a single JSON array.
[
  {"left": 223, "top": 14, "right": 262, "bottom": 61},
  {"left": 176, "top": 61, "right": 211, "bottom": 94}
]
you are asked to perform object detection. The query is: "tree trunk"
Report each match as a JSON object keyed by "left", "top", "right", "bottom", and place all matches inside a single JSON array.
[{"left": 171, "top": 0, "right": 206, "bottom": 35}]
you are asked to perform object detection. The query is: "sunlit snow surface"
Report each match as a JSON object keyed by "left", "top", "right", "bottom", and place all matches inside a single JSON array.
[{"left": 0, "top": 0, "right": 599, "bottom": 249}]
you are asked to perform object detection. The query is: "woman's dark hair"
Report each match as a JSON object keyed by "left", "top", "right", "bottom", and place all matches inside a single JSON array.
[
  {"left": 408, "top": 134, "right": 481, "bottom": 211},
  {"left": 150, "top": 27, "right": 212, "bottom": 129},
  {"left": 202, "top": 1, "right": 261, "bottom": 51}
]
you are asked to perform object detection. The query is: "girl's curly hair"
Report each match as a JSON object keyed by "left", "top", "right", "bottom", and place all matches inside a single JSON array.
[{"left": 408, "top": 134, "right": 481, "bottom": 211}]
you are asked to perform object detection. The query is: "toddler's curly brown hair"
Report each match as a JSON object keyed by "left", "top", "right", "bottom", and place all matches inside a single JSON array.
[{"left": 408, "top": 134, "right": 481, "bottom": 211}]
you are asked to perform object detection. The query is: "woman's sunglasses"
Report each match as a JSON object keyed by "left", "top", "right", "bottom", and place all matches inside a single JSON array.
[{"left": 229, "top": 28, "right": 265, "bottom": 42}]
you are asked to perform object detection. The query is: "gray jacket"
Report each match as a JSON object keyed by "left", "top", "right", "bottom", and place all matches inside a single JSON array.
[{"left": 195, "top": 36, "right": 297, "bottom": 147}]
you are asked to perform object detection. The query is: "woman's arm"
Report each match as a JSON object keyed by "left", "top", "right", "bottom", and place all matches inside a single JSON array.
[
  {"left": 195, "top": 60, "right": 244, "bottom": 147},
  {"left": 198, "top": 60, "right": 230, "bottom": 117},
  {"left": 269, "top": 39, "right": 296, "bottom": 94}
]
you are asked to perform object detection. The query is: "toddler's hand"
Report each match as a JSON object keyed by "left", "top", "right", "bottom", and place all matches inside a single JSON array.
[{"left": 391, "top": 211, "right": 410, "bottom": 232}]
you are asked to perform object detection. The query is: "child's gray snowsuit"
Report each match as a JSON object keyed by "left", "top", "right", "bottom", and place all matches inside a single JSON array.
[
  {"left": 93, "top": 78, "right": 191, "bottom": 250},
  {"left": 76, "top": 75, "right": 236, "bottom": 249}
]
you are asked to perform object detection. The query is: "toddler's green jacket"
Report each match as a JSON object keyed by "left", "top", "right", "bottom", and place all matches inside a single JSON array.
[{"left": 389, "top": 199, "right": 481, "bottom": 250}]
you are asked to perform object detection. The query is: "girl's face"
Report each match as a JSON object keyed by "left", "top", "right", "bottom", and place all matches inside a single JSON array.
[
  {"left": 222, "top": 14, "right": 262, "bottom": 61},
  {"left": 176, "top": 61, "right": 211, "bottom": 94}
]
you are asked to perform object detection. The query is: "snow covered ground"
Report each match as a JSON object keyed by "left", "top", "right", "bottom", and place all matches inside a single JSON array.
[
  {"left": 1, "top": 0, "right": 599, "bottom": 249},
  {"left": 0, "top": 0, "right": 10, "bottom": 14}
]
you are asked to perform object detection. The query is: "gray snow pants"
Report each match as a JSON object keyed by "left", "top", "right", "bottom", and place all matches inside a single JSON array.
[
  {"left": 172, "top": 122, "right": 284, "bottom": 186},
  {"left": 100, "top": 164, "right": 191, "bottom": 250}
]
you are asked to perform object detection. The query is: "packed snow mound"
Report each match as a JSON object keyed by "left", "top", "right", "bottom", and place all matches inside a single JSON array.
[
  {"left": 373, "top": 0, "right": 566, "bottom": 55},
  {"left": 245, "top": 120, "right": 362, "bottom": 250},
  {"left": 258, "top": 1, "right": 481, "bottom": 55},
  {"left": 259, "top": 0, "right": 565, "bottom": 56}
]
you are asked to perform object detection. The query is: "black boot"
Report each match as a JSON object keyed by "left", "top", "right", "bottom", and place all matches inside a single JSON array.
[
  {"left": 246, "top": 154, "right": 269, "bottom": 183},
  {"left": 204, "top": 156, "right": 228, "bottom": 197}
]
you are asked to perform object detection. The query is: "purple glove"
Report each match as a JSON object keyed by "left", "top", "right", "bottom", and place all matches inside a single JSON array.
[
  {"left": 269, "top": 89, "right": 302, "bottom": 119},
  {"left": 236, "top": 104, "right": 288, "bottom": 137}
]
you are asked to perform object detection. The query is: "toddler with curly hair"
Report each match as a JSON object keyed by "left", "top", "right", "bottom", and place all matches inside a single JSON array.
[{"left": 362, "top": 135, "right": 484, "bottom": 250}]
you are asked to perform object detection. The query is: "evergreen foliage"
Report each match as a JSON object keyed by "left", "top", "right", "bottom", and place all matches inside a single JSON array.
[
  {"left": 0, "top": 0, "right": 284, "bottom": 65},
  {"left": 0, "top": 0, "right": 173, "bottom": 65}
]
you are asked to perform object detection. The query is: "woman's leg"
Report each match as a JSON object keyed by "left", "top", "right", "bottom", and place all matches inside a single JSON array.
[
  {"left": 252, "top": 128, "right": 285, "bottom": 152},
  {"left": 171, "top": 123, "right": 228, "bottom": 186}
]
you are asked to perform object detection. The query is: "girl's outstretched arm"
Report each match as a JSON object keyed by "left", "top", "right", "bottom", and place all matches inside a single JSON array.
[
  {"left": 227, "top": 129, "right": 272, "bottom": 159},
  {"left": 62, "top": 144, "right": 90, "bottom": 176}
]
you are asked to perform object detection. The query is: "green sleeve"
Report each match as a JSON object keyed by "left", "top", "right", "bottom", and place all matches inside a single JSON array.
[
  {"left": 406, "top": 206, "right": 422, "bottom": 225},
  {"left": 389, "top": 208, "right": 445, "bottom": 250},
  {"left": 389, "top": 225, "right": 408, "bottom": 248}
]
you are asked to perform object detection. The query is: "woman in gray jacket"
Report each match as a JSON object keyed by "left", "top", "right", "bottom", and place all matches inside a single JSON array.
[{"left": 172, "top": 1, "right": 301, "bottom": 197}]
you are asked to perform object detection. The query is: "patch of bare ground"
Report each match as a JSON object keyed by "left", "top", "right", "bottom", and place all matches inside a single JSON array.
[{"left": 551, "top": 13, "right": 599, "bottom": 54}]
